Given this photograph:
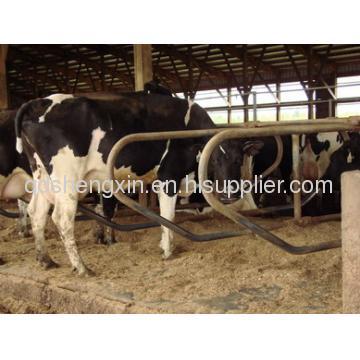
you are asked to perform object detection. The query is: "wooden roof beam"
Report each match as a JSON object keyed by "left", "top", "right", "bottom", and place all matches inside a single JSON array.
[
  {"left": 9, "top": 64, "right": 65, "bottom": 92},
  {"left": 86, "top": 44, "right": 179, "bottom": 85},
  {"left": 153, "top": 44, "right": 229, "bottom": 80},
  {"left": 9, "top": 47, "right": 97, "bottom": 91},
  {"left": 32, "top": 45, "right": 134, "bottom": 89},
  {"left": 287, "top": 44, "right": 336, "bottom": 71},
  {"left": 221, "top": 45, "right": 278, "bottom": 76}
]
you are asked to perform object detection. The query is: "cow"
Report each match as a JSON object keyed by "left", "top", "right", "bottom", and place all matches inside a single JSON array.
[
  {"left": 0, "top": 109, "right": 119, "bottom": 242},
  {"left": 239, "top": 131, "right": 355, "bottom": 215},
  {"left": 15, "top": 93, "right": 262, "bottom": 276},
  {"left": 0, "top": 110, "right": 32, "bottom": 237},
  {"left": 300, "top": 132, "right": 345, "bottom": 181},
  {"left": 311, "top": 132, "right": 360, "bottom": 214}
]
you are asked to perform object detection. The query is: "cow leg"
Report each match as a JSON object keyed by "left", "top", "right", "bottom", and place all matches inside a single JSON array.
[
  {"left": 17, "top": 199, "right": 31, "bottom": 238},
  {"left": 94, "top": 195, "right": 116, "bottom": 245},
  {"left": 158, "top": 187, "right": 177, "bottom": 259},
  {"left": 52, "top": 194, "right": 93, "bottom": 276},
  {"left": 102, "top": 196, "right": 116, "bottom": 245},
  {"left": 27, "top": 192, "right": 58, "bottom": 269},
  {"left": 94, "top": 195, "right": 105, "bottom": 244}
]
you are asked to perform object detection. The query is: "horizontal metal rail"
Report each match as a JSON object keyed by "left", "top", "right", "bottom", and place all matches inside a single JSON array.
[
  {"left": 217, "top": 116, "right": 360, "bottom": 128},
  {"left": 205, "top": 97, "right": 360, "bottom": 113}
]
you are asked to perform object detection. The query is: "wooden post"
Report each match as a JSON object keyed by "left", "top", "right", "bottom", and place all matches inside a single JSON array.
[
  {"left": 276, "top": 81, "right": 281, "bottom": 121},
  {"left": 134, "top": 44, "right": 153, "bottom": 91},
  {"left": 315, "top": 74, "right": 336, "bottom": 119},
  {"left": 0, "top": 44, "right": 9, "bottom": 110},
  {"left": 134, "top": 44, "right": 153, "bottom": 207},
  {"left": 292, "top": 134, "right": 302, "bottom": 222},
  {"left": 227, "top": 87, "right": 232, "bottom": 124},
  {"left": 342, "top": 170, "right": 360, "bottom": 313}
]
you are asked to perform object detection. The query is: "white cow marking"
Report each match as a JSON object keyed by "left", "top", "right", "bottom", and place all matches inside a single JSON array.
[
  {"left": 184, "top": 99, "right": 193, "bottom": 126},
  {"left": 158, "top": 186, "right": 177, "bottom": 259},
  {"left": 160, "top": 140, "right": 170, "bottom": 165},
  {"left": 16, "top": 137, "right": 23, "bottom": 154},
  {"left": 301, "top": 132, "right": 344, "bottom": 180},
  {"left": 16, "top": 94, "right": 74, "bottom": 154},
  {"left": 39, "top": 94, "right": 74, "bottom": 123}
]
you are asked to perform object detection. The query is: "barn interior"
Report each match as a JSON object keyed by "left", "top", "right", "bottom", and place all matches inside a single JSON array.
[{"left": 0, "top": 44, "right": 359, "bottom": 313}]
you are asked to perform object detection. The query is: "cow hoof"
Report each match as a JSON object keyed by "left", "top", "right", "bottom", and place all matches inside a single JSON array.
[
  {"left": 95, "top": 232, "right": 104, "bottom": 244},
  {"left": 96, "top": 235, "right": 116, "bottom": 246},
  {"left": 18, "top": 229, "right": 32, "bottom": 238},
  {"left": 0, "top": 257, "right": 5, "bottom": 266},
  {"left": 162, "top": 251, "right": 173, "bottom": 260},
  {"left": 105, "top": 236, "right": 116, "bottom": 246},
  {"left": 37, "top": 255, "right": 59, "bottom": 270},
  {"left": 77, "top": 266, "right": 95, "bottom": 277}
]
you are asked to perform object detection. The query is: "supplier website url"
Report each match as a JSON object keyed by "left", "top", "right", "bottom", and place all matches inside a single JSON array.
[{"left": 24, "top": 175, "right": 333, "bottom": 199}]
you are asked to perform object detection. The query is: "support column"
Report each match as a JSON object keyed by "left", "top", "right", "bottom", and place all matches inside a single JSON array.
[
  {"left": 315, "top": 74, "right": 336, "bottom": 118},
  {"left": 342, "top": 170, "right": 360, "bottom": 313},
  {"left": 276, "top": 81, "right": 281, "bottom": 121},
  {"left": 243, "top": 93, "right": 249, "bottom": 123},
  {"left": 307, "top": 46, "right": 314, "bottom": 120},
  {"left": 292, "top": 135, "right": 302, "bottom": 222},
  {"left": 227, "top": 87, "right": 232, "bottom": 124},
  {"left": 134, "top": 44, "right": 153, "bottom": 91},
  {"left": 134, "top": 45, "right": 153, "bottom": 207},
  {"left": 0, "top": 44, "right": 9, "bottom": 110}
]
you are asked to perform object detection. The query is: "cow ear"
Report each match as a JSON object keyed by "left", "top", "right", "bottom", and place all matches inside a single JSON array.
[{"left": 242, "top": 140, "right": 264, "bottom": 156}]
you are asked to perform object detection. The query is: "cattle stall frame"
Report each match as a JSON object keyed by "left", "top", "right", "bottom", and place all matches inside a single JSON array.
[{"left": 107, "top": 118, "right": 360, "bottom": 255}]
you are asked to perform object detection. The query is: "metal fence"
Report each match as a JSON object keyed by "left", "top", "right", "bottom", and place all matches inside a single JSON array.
[{"left": 195, "top": 80, "right": 360, "bottom": 123}]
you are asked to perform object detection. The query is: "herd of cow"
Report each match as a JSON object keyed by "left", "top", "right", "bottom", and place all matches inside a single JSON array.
[{"left": 0, "top": 82, "right": 359, "bottom": 276}]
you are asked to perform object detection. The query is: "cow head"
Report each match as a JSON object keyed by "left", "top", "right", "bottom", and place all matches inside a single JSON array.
[
  {"left": 210, "top": 139, "right": 263, "bottom": 200},
  {"left": 300, "top": 132, "right": 342, "bottom": 181},
  {"left": 322, "top": 132, "right": 360, "bottom": 190}
]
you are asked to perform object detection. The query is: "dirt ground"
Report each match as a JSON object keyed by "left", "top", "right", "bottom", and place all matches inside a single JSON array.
[{"left": 0, "top": 201, "right": 342, "bottom": 313}]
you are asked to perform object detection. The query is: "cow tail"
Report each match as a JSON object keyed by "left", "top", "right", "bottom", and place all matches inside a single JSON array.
[{"left": 14, "top": 102, "right": 30, "bottom": 154}]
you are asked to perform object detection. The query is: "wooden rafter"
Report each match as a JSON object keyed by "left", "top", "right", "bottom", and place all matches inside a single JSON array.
[
  {"left": 85, "top": 44, "right": 178, "bottom": 85},
  {"left": 153, "top": 44, "right": 228, "bottom": 80},
  {"left": 34, "top": 45, "right": 133, "bottom": 89},
  {"left": 285, "top": 45, "right": 310, "bottom": 98},
  {"left": 6, "top": 44, "right": 360, "bottom": 104},
  {"left": 288, "top": 44, "right": 336, "bottom": 71},
  {"left": 221, "top": 44, "right": 278, "bottom": 76}
]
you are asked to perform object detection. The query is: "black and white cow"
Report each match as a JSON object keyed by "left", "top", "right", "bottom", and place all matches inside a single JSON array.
[
  {"left": 308, "top": 132, "right": 360, "bottom": 215},
  {"left": 0, "top": 110, "right": 32, "bottom": 236},
  {"left": 0, "top": 109, "right": 122, "bottom": 243},
  {"left": 300, "top": 132, "right": 345, "bottom": 182},
  {"left": 15, "top": 93, "right": 261, "bottom": 276},
  {"left": 297, "top": 132, "right": 351, "bottom": 214}
]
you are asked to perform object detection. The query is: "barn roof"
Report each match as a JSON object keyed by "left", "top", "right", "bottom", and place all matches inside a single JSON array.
[{"left": 6, "top": 44, "right": 360, "bottom": 106}]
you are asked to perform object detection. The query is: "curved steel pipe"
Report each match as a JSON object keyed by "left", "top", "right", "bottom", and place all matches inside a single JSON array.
[
  {"left": 106, "top": 128, "right": 274, "bottom": 241},
  {"left": 77, "top": 203, "right": 159, "bottom": 231},
  {"left": 0, "top": 206, "right": 20, "bottom": 219},
  {"left": 230, "top": 135, "right": 283, "bottom": 211},
  {"left": 106, "top": 121, "right": 359, "bottom": 245},
  {"left": 197, "top": 123, "right": 360, "bottom": 254}
]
